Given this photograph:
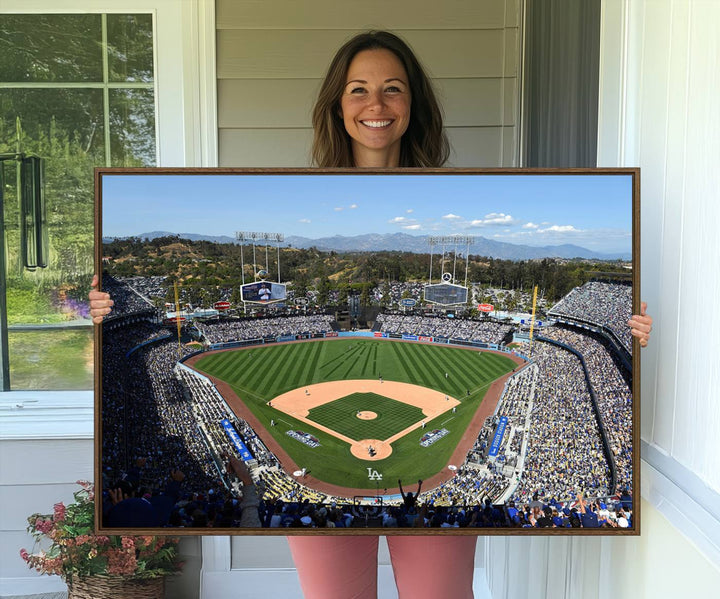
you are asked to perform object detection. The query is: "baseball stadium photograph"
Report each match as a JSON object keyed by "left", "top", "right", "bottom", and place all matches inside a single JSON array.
[{"left": 96, "top": 168, "right": 638, "bottom": 534}]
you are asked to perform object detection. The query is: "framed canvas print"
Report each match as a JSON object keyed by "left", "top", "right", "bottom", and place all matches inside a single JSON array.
[{"left": 95, "top": 168, "right": 639, "bottom": 536}]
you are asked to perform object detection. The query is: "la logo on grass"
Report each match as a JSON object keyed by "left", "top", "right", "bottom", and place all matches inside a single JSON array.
[{"left": 367, "top": 468, "right": 383, "bottom": 481}]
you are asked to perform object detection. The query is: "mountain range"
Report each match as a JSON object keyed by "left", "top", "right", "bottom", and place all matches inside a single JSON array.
[{"left": 104, "top": 231, "right": 630, "bottom": 261}]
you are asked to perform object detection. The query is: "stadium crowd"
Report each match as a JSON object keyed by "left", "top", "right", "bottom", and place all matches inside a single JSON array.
[
  {"left": 458, "top": 338, "right": 615, "bottom": 507},
  {"left": 375, "top": 313, "right": 513, "bottom": 343},
  {"left": 370, "top": 282, "right": 426, "bottom": 305},
  {"left": 462, "top": 364, "right": 539, "bottom": 479},
  {"left": 102, "top": 275, "right": 156, "bottom": 315},
  {"left": 537, "top": 326, "right": 633, "bottom": 492},
  {"left": 510, "top": 339, "right": 613, "bottom": 501},
  {"left": 245, "top": 477, "right": 633, "bottom": 529},
  {"left": 548, "top": 281, "right": 632, "bottom": 352},
  {"left": 194, "top": 314, "right": 336, "bottom": 344},
  {"left": 102, "top": 325, "right": 233, "bottom": 527}
]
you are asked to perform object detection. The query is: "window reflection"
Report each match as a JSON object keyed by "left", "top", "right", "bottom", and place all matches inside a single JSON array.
[
  {"left": 107, "top": 14, "right": 154, "bottom": 83},
  {"left": 0, "top": 15, "right": 103, "bottom": 83},
  {"left": 0, "top": 13, "right": 155, "bottom": 390},
  {"left": 110, "top": 89, "right": 156, "bottom": 167}
]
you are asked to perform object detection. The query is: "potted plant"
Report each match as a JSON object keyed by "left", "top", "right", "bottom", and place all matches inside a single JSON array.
[{"left": 20, "top": 480, "right": 182, "bottom": 599}]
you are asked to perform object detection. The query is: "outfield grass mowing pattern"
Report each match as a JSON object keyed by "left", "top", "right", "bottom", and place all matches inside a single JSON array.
[
  {"left": 307, "top": 392, "right": 425, "bottom": 441},
  {"left": 193, "top": 338, "right": 517, "bottom": 489}
]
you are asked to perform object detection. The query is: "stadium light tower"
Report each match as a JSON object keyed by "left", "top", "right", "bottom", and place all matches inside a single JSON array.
[
  {"left": 235, "top": 231, "right": 287, "bottom": 310},
  {"left": 235, "top": 231, "right": 285, "bottom": 283},
  {"left": 427, "top": 235, "right": 475, "bottom": 286}
]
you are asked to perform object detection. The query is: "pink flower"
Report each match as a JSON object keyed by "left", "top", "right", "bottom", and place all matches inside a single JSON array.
[
  {"left": 121, "top": 537, "right": 135, "bottom": 550},
  {"left": 34, "top": 518, "right": 54, "bottom": 535},
  {"left": 43, "top": 557, "right": 64, "bottom": 576},
  {"left": 53, "top": 502, "right": 66, "bottom": 522},
  {"left": 76, "top": 480, "right": 94, "bottom": 500},
  {"left": 21, "top": 481, "right": 181, "bottom": 580},
  {"left": 107, "top": 548, "right": 137, "bottom": 576}
]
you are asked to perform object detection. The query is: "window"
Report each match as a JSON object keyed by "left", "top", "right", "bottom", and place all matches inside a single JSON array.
[{"left": 0, "top": 13, "right": 156, "bottom": 390}]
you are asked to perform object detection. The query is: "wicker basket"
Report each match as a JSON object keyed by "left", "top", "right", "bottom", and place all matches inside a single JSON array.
[{"left": 67, "top": 575, "right": 165, "bottom": 599}]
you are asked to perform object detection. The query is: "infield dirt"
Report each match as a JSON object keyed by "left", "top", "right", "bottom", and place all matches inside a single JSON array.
[{"left": 270, "top": 379, "right": 461, "bottom": 461}]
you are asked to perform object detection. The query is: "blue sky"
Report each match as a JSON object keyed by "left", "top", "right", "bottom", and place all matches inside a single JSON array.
[{"left": 102, "top": 172, "right": 633, "bottom": 253}]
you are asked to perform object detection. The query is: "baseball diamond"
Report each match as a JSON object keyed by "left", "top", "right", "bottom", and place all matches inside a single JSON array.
[{"left": 189, "top": 338, "right": 519, "bottom": 493}]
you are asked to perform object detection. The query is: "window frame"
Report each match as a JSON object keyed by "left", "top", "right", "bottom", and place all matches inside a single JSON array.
[
  {"left": 1, "top": 0, "right": 218, "bottom": 167},
  {"left": 0, "top": 0, "right": 216, "bottom": 413}
]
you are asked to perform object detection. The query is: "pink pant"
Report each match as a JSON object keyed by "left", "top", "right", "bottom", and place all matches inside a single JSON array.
[{"left": 287, "top": 535, "right": 477, "bottom": 599}]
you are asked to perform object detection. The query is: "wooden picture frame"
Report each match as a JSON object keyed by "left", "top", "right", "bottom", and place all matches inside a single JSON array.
[{"left": 95, "top": 167, "right": 639, "bottom": 536}]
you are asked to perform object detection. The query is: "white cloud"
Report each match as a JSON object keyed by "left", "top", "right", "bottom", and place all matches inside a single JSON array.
[
  {"left": 491, "top": 230, "right": 533, "bottom": 239},
  {"left": 389, "top": 215, "right": 421, "bottom": 229},
  {"left": 469, "top": 213, "right": 516, "bottom": 227},
  {"left": 349, "top": 204, "right": 358, "bottom": 209},
  {"left": 539, "top": 225, "right": 581, "bottom": 233},
  {"left": 522, "top": 222, "right": 539, "bottom": 229},
  {"left": 334, "top": 207, "right": 344, "bottom": 212},
  {"left": 484, "top": 213, "right": 515, "bottom": 224},
  {"left": 298, "top": 218, "right": 311, "bottom": 224},
  {"left": 406, "top": 209, "right": 414, "bottom": 214},
  {"left": 442, "top": 213, "right": 461, "bottom": 220}
]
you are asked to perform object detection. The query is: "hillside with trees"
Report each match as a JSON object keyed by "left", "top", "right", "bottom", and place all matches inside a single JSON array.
[{"left": 103, "top": 236, "right": 631, "bottom": 307}]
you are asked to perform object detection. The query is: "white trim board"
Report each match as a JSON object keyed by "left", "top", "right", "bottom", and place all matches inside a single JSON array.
[
  {"left": 0, "top": 392, "right": 93, "bottom": 440},
  {"left": 641, "top": 443, "right": 720, "bottom": 568}
]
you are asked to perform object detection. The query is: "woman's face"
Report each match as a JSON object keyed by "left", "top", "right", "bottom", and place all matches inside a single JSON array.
[{"left": 340, "top": 48, "right": 411, "bottom": 167}]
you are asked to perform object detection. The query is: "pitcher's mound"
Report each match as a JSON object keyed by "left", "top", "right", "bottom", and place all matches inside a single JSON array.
[{"left": 356, "top": 411, "right": 378, "bottom": 420}]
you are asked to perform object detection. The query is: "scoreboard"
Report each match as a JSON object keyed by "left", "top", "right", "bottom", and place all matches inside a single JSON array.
[{"left": 424, "top": 283, "right": 468, "bottom": 306}]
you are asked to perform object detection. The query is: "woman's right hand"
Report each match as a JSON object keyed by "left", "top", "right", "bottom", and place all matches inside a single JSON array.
[{"left": 89, "top": 274, "right": 113, "bottom": 324}]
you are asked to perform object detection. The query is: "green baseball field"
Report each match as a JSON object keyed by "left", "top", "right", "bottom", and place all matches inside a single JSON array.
[{"left": 191, "top": 338, "right": 517, "bottom": 492}]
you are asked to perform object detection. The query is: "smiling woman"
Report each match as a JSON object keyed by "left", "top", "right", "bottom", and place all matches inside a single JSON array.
[{"left": 311, "top": 30, "right": 448, "bottom": 168}]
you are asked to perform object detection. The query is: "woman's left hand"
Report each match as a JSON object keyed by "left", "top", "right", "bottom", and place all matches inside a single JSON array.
[{"left": 628, "top": 301, "right": 653, "bottom": 348}]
